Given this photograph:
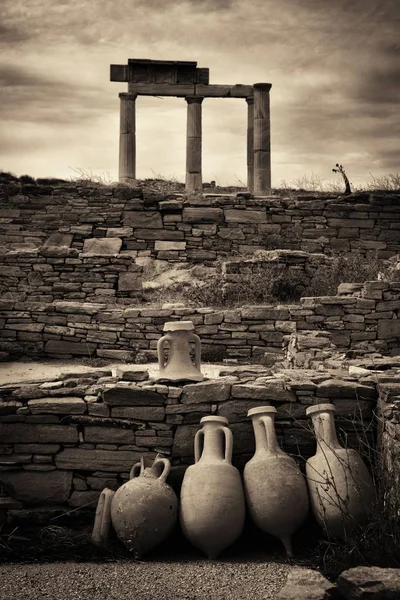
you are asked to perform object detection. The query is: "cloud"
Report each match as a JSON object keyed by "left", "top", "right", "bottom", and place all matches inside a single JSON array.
[{"left": 1, "top": 0, "right": 399, "bottom": 183}]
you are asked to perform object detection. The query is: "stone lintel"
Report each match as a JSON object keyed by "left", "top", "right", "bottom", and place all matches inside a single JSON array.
[{"left": 123, "top": 83, "right": 253, "bottom": 98}]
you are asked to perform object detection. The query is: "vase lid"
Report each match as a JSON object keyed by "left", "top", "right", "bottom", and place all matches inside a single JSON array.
[
  {"left": 200, "top": 416, "right": 229, "bottom": 425},
  {"left": 247, "top": 405, "right": 276, "bottom": 417},
  {"left": 163, "top": 320, "right": 194, "bottom": 332},
  {"left": 306, "top": 403, "right": 336, "bottom": 417}
]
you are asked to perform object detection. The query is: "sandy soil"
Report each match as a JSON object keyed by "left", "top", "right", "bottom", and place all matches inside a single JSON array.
[{"left": 0, "top": 360, "right": 226, "bottom": 386}]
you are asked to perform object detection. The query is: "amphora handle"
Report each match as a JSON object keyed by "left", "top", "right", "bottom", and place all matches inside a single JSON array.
[
  {"left": 157, "top": 334, "right": 169, "bottom": 372},
  {"left": 153, "top": 457, "right": 171, "bottom": 483},
  {"left": 194, "top": 426, "right": 233, "bottom": 463},
  {"left": 190, "top": 333, "right": 201, "bottom": 370},
  {"left": 129, "top": 457, "right": 143, "bottom": 480},
  {"left": 221, "top": 426, "right": 233, "bottom": 463}
]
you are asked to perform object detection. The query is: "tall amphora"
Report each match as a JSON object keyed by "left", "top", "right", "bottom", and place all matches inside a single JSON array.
[
  {"left": 306, "top": 403, "right": 375, "bottom": 539},
  {"left": 244, "top": 406, "right": 309, "bottom": 556},
  {"left": 111, "top": 455, "right": 178, "bottom": 558},
  {"left": 180, "top": 416, "right": 245, "bottom": 558},
  {"left": 157, "top": 321, "right": 203, "bottom": 383}
]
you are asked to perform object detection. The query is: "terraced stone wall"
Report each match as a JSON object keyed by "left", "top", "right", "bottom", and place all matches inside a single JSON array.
[
  {"left": 1, "top": 281, "right": 399, "bottom": 361},
  {"left": 1, "top": 184, "right": 400, "bottom": 261},
  {"left": 0, "top": 368, "right": 378, "bottom": 508}
]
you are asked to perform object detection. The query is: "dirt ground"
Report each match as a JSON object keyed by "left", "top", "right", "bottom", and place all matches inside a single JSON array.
[{"left": 0, "top": 359, "right": 224, "bottom": 386}]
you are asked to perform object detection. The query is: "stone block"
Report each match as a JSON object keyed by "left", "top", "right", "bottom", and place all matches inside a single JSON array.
[
  {"left": 82, "top": 237, "right": 122, "bottom": 255},
  {"left": 55, "top": 448, "right": 144, "bottom": 472},
  {"left": 181, "top": 379, "right": 233, "bottom": 404},
  {"left": 337, "top": 566, "right": 400, "bottom": 599},
  {"left": 316, "top": 379, "right": 376, "bottom": 400},
  {"left": 27, "top": 397, "right": 86, "bottom": 414},
  {"left": 182, "top": 207, "right": 223, "bottom": 223},
  {"left": 378, "top": 319, "right": 400, "bottom": 340},
  {"left": 84, "top": 426, "right": 136, "bottom": 444},
  {"left": 106, "top": 227, "right": 133, "bottom": 237},
  {"left": 0, "top": 424, "right": 78, "bottom": 443},
  {"left": 44, "top": 340, "right": 97, "bottom": 356},
  {"left": 224, "top": 209, "right": 266, "bottom": 223},
  {"left": 231, "top": 381, "right": 296, "bottom": 402},
  {"left": 118, "top": 272, "right": 142, "bottom": 291},
  {"left": 134, "top": 229, "right": 184, "bottom": 240},
  {"left": 241, "top": 306, "right": 290, "bottom": 320},
  {"left": 13, "top": 444, "right": 60, "bottom": 454},
  {"left": 110, "top": 406, "right": 165, "bottom": 421},
  {"left": 0, "top": 470, "right": 72, "bottom": 505},
  {"left": 172, "top": 424, "right": 198, "bottom": 457},
  {"left": 154, "top": 241, "right": 186, "bottom": 251},
  {"left": 276, "top": 568, "right": 337, "bottom": 600},
  {"left": 103, "top": 386, "right": 166, "bottom": 406},
  {"left": 123, "top": 211, "right": 163, "bottom": 228}
]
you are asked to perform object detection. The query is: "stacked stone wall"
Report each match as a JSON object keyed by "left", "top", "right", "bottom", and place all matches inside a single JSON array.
[
  {"left": 0, "top": 368, "right": 378, "bottom": 508},
  {"left": 1, "top": 281, "right": 399, "bottom": 361},
  {"left": 0, "top": 248, "right": 142, "bottom": 304},
  {"left": 378, "top": 382, "right": 400, "bottom": 518},
  {"left": 1, "top": 184, "right": 400, "bottom": 260}
]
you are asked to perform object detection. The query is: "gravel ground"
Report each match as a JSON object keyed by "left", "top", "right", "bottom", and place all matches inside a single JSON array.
[{"left": 0, "top": 559, "right": 292, "bottom": 600}]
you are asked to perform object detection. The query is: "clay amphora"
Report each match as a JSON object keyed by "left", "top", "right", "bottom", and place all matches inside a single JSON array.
[
  {"left": 180, "top": 416, "right": 245, "bottom": 559},
  {"left": 306, "top": 403, "right": 375, "bottom": 539},
  {"left": 157, "top": 321, "right": 203, "bottom": 382},
  {"left": 111, "top": 455, "right": 178, "bottom": 558},
  {"left": 244, "top": 406, "right": 309, "bottom": 557}
]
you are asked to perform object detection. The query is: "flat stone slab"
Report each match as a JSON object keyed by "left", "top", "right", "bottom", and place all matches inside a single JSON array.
[
  {"left": 82, "top": 237, "right": 122, "bottom": 255},
  {"left": 316, "top": 379, "right": 376, "bottom": 399},
  {"left": 102, "top": 386, "right": 166, "bottom": 406},
  {"left": 231, "top": 381, "right": 296, "bottom": 402},
  {"left": 0, "top": 424, "right": 78, "bottom": 443},
  {"left": 84, "top": 426, "right": 136, "bottom": 444},
  {"left": 276, "top": 568, "right": 336, "bottom": 599},
  {"left": 0, "top": 470, "right": 72, "bottom": 505},
  {"left": 27, "top": 397, "right": 86, "bottom": 414},
  {"left": 337, "top": 566, "right": 400, "bottom": 599},
  {"left": 181, "top": 379, "right": 233, "bottom": 404},
  {"left": 55, "top": 448, "right": 148, "bottom": 472}
]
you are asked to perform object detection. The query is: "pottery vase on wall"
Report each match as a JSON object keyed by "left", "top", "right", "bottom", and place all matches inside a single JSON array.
[
  {"left": 111, "top": 455, "right": 178, "bottom": 558},
  {"left": 244, "top": 406, "right": 309, "bottom": 556},
  {"left": 180, "top": 416, "right": 245, "bottom": 559},
  {"left": 306, "top": 403, "right": 375, "bottom": 539},
  {"left": 157, "top": 321, "right": 203, "bottom": 383}
]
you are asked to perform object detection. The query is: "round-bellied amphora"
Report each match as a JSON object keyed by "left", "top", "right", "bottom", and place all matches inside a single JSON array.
[
  {"left": 243, "top": 406, "right": 309, "bottom": 557},
  {"left": 157, "top": 321, "right": 203, "bottom": 383},
  {"left": 179, "top": 416, "right": 245, "bottom": 559},
  {"left": 306, "top": 403, "right": 375, "bottom": 539},
  {"left": 110, "top": 455, "right": 178, "bottom": 558}
]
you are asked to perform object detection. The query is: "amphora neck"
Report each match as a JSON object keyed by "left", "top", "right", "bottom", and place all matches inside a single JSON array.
[
  {"left": 251, "top": 411, "right": 283, "bottom": 455},
  {"left": 309, "top": 406, "right": 342, "bottom": 452},
  {"left": 198, "top": 420, "right": 226, "bottom": 462}
]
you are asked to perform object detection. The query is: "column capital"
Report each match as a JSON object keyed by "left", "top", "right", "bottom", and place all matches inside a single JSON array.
[
  {"left": 119, "top": 92, "right": 138, "bottom": 101},
  {"left": 185, "top": 95, "right": 204, "bottom": 104},
  {"left": 253, "top": 83, "right": 272, "bottom": 92},
  {"left": 246, "top": 96, "right": 254, "bottom": 105}
]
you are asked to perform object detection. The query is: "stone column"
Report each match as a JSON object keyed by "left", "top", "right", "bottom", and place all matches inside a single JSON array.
[
  {"left": 118, "top": 93, "right": 137, "bottom": 184},
  {"left": 246, "top": 96, "right": 254, "bottom": 193},
  {"left": 185, "top": 96, "right": 203, "bottom": 193},
  {"left": 253, "top": 83, "right": 272, "bottom": 195}
]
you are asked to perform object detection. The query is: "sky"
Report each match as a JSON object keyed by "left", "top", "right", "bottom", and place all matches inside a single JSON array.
[{"left": 1, "top": 0, "right": 399, "bottom": 187}]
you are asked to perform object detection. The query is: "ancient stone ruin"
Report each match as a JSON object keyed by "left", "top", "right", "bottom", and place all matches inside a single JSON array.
[
  {"left": 111, "top": 58, "right": 271, "bottom": 194},
  {"left": 0, "top": 58, "right": 399, "bottom": 597}
]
